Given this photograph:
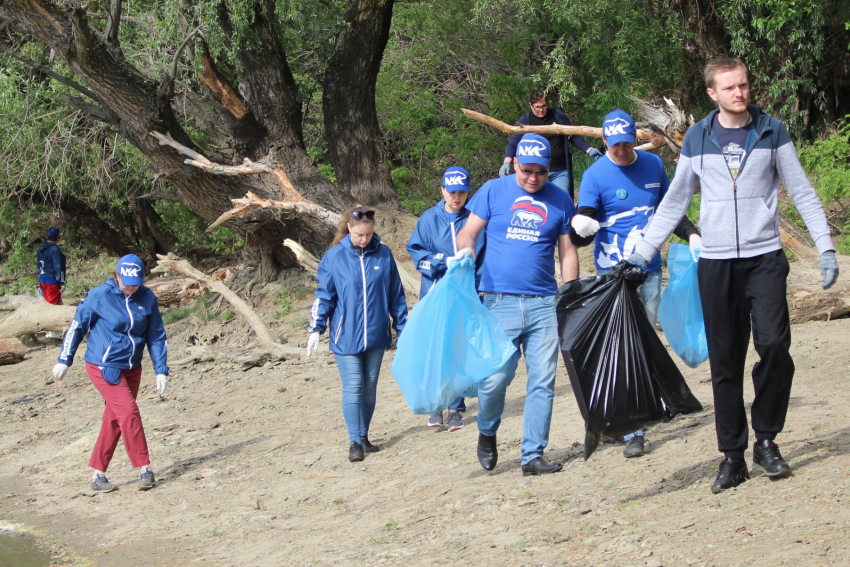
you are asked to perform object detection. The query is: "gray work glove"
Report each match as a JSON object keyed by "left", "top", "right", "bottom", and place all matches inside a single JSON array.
[
  {"left": 587, "top": 148, "right": 603, "bottom": 161},
  {"left": 820, "top": 250, "right": 839, "bottom": 290},
  {"left": 498, "top": 162, "right": 511, "bottom": 177}
]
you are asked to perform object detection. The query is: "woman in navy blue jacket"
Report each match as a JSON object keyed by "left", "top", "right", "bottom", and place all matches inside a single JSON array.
[
  {"left": 406, "top": 166, "right": 485, "bottom": 431},
  {"left": 307, "top": 206, "right": 408, "bottom": 462},
  {"left": 52, "top": 254, "right": 169, "bottom": 492}
]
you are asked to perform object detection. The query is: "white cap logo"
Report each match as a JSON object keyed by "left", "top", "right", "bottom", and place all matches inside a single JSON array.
[
  {"left": 603, "top": 118, "right": 631, "bottom": 137},
  {"left": 517, "top": 139, "right": 547, "bottom": 157},
  {"left": 445, "top": 174, "right": 467, "bottom": 186},
  {"left": 120, "top": 264, "right": 142, "bottom": 277}
]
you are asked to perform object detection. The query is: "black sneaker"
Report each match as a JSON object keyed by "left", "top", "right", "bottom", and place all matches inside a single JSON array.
[
  {"left": 138, "top": 469, "right": 156, "bottom": 491},
  {"left": 752, "top": 439, "right": 791, "bottom": 477},
  {"left": 90, "top": 474, "right": 118, "bottom": 493},
  {"left": 446, "top": 411, "right": 464, "bottom": 432},
  {"left": 623, "top": 435, "right": 646, "bottom": 458},
  {"left": 349, "top": 442, "right": 365, "bottom": 462},
  {"left": 363, "top": 437, "right": 381, "bottom": 454},
  {"left": 711, "top": 458, "right": 749, "bottom": 493},
  {"left": 427, "top": 411, "right": 444, "bottom": 428}
]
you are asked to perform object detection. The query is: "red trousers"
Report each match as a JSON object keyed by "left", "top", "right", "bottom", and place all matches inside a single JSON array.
[
  {"left": 86, "top": 363, "right": 150, "bottom": 471},
  {"left": 39, "top": 283, "right": 62, "bottom": 305}
]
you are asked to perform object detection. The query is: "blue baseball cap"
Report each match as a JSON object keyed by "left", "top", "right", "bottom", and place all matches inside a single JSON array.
[
  {"left": 116, "top": 254, "right": 144, "bottom": 286},
  {"left": 602, "top": 109, "right": 636, "bottom": 146},
  {"left": 46, "top": 226, "right": 60, "bottom": 241},
  {"left": 442, "top": 166, "right": 471, "bottom": 192},
  {"left": 515, "top": 133, "right": 551, "bottom": 168}
]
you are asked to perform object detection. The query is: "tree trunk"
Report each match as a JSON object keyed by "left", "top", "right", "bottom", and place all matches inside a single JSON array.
[{"left": 323, "top": 0, "right": 398, "bottom": 207}]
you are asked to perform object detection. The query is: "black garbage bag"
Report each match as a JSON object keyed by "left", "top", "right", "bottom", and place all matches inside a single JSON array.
[{"left": 557, "top": 274, "right": 703, "bottom": 460}]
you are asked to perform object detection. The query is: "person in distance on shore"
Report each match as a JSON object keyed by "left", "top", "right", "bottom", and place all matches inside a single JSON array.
[
  {"left": 52, "top": 254, "right": 169, "bottom": 493},
  {"left": 619, "top": 56, "right": 839, "bottom": 493},
  {"left": 37, "top": 226, "right": 67, "bottom": 305},
  {"left": 307, "top": 206, "right": 408, "bottom": 463}
]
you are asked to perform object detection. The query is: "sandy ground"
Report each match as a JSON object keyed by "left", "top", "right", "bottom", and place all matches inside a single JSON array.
[{"left": 1, "top": 271, "right": 850, "bottom": 567}]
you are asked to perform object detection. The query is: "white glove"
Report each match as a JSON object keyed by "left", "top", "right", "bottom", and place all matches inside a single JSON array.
[
  {"left": 52, "top": 363, "right": 69, "bottom": 381},
  {"left": 689, "top": 234, "right": 702, "bottom": 262},
  {"left": 571, "top": 214, "right": 600, "bottom": 238},
  {"left": 306, "top": 332, "right": 321, "bottom": 357},
  {"left": 60, "top": 285, "right": 66, "bottom": 293},
  {"left": 156, "top": 374, "right": 168, "bottom": 395},
  {"left": 447, "top": 248, "right": 475, "bottom": 269}
]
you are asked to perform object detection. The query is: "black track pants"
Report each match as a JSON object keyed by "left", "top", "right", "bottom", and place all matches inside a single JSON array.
[{"left": 697, "top": 250, "right": 794, "bottom": 459}]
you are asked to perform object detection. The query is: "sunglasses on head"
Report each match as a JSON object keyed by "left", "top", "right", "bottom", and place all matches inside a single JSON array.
[
  {"left": 518, "top": 167, "right": 549, "bottom": 177},
  {"left": 350, "top": 209, "right": 375, "bottom": 221}
]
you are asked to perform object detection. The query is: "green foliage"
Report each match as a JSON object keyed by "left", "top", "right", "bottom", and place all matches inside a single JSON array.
[
  {"left": 153, "top": 199, "right": 244, "bottom": 254},
  {"left": 161, "top": 294, "right": 216, "bottom": 325},
  {"left": 275, "top": 294, "right": 293, "bottom": 318}
]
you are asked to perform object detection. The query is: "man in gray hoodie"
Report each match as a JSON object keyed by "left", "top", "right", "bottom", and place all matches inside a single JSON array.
[{"left": 619, "top": 56, "right": 839, "bottom": 494}]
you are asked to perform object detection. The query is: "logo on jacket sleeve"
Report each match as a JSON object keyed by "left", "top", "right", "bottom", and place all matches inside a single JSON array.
[{"left": 507, "top": 196, "right": 549, "bottom": 241}]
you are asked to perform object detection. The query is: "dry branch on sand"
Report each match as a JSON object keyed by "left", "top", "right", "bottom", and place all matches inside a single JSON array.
[{"left": 152, "top": 253, "right": 302, "bottom": 360}]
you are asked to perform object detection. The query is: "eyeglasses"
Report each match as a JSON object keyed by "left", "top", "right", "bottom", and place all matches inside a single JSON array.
[
  {"left": 518, "top": 167, "right": 549, "bottom": 177},
  {"left": 350, "top": 209, "right": 375, "bottom": 221},
  {"left": 531, "top": 103, "right": 548, "bottom": 111}
]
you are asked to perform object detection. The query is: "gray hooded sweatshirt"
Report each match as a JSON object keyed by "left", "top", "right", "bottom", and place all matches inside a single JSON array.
[{"left": 634, "top": 105, "right": 834, "bottom": 261}]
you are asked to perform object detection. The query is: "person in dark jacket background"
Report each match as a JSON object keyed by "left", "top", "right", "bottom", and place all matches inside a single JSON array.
[
  {"left": 37, "top": 226, "right": 66, "bottom": 305},
  {"left": 52, "top": 254, "right": 169, "bottom": 493},
  {"left": 500, "top": 88, "right": 603, "bottom": 200},
  {"left": 307, "top": 206, "right": 408, "bottom": 462},
  {"left": 406, "top": 166, "right": 485, "bottom": 431}
]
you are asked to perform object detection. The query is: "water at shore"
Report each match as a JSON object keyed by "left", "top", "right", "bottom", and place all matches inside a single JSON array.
[{"left": 0, "top": 528, "right": 52, "bottom": 567}]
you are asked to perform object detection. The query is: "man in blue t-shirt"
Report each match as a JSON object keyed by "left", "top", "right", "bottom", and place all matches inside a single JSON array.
[
  {"left": 456, "top": 133, "right": 579, "bottom": 476},
  {"left": 570, "top": 109, "right": 701, "bottom": 458}
]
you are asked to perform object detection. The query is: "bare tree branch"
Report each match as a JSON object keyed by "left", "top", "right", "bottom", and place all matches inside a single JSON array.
[
  {"left": 158, "top": 24, "right": 204, "bottom": 100},
  {"left": 0, "top": 44, "right": 102, "bottom": 103},
  {"left": 86, "top": 13, "right": 158, "bottom": 37},
  {"left": 105, "top": 0, "right": 122, "bottom": 47},
  {"left": 58, "top": 94, "right": 119, "bottom": 125}
]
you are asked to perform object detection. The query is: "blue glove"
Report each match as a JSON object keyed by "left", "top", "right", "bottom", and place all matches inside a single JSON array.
[
  {"left": 820, "top": 250, "right": 839, "bottom": 290},
  {"left": 498, "top": 162, "right": 511, "bottom": 177},
  {"left": 610, "top": 253, "right": 649, "bottom": 286},
  {"left": 587, "top": 148, "right": 603, "bottom": 161}
]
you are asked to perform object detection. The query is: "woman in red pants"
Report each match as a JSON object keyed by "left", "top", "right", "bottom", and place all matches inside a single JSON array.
[{"left": 52, "top": 254, "right": 169, "bottom": 492}]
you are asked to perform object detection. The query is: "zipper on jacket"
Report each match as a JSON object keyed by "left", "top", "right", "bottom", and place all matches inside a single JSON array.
[
  {"left": 450, "top": 221, "right": 458, "bottom": 255},
  {"left": 334, "top": 314, "right": 344, "bottom": 344},
  {"left": 358, "top": 249, "right": 368, "bottom": 350},
  {"left": 733, "top": 181, "right": 741, "bottom": 257},
  {"left": 124, "top": 295, "right": 136, "bottom": 366}
]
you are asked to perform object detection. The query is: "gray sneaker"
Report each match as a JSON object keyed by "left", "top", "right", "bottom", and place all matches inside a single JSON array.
[
  {"left": 138, "top": 469, "right": 156, "bottom": 491},
  {"left": 90, "top": 474, "right": 118, "bottom": 493},
  {"left": 427, "top": 411, "right": 444, "bottom": 428},
  {"left": 446, "top": 411, "right": 464, "bottom": 432}
]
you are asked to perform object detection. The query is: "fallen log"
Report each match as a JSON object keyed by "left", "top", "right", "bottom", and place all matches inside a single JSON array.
[
  {"left": 146, "top": 277, "right": 210, "bottom": 307},
  {"left": 0, "top": 295, "right": 39, "bottom": 311},
  {"left": 0, "top": 303, "right": 76, "bottom": 339},
  {"left": 0, "top": 337, "right": 26, "bottom": 365},
  {"left": 152, "top": 252, "right": 302, "bottom": 358}
]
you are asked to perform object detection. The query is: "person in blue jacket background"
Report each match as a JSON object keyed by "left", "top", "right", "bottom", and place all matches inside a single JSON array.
[
  {"left": 306, "top": 206, "right": 408, "bottom": 463},
  {"left": 37, "top": 226, "right": 67, "bottom": 305},
  {"left": 52, "top": 254, "right": 169, "bottom": 493},
  {"left": 406, "top": 166, "right": 485, "bottom": 431}
]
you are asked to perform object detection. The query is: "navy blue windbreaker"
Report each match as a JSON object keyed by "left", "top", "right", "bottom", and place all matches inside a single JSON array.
[
  {"left": 37, "top": 241, "right": 66, "bottom": 285},
  {"left": 405, "top": 200, "right": 485, "bottom": 298},
  {"left": 308, "top": 233, "right": 408, "bottom": 355},
  {"left": 58, "top": 278, "right": 169, "bottom": 383}
]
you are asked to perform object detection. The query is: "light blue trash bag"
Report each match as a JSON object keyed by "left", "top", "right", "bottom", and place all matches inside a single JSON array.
[
  {"left": 658, "top": 243, "right": 709, "bottom": 368},
  {"left": 392, "top": 257, "right": 516, "bottom": 414}
]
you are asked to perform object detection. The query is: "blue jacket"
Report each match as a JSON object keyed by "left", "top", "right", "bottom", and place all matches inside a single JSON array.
[
  {"left": 58, "top": 279, "right": 169, "bottom": 383},
  {"left": 406, "top": 201, "right": 485, "bottom": 298},
  {"left": 37, "top": 241, "right": 66, "bottom": 285},
  {"left": 308, "top": 233, "right": 408, "bottom": 356}
]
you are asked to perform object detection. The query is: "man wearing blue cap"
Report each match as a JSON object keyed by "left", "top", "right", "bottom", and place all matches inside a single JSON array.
[
  {"left": 500, "top": 88, "right": 603, "bottom": 200},
  {"left": 37, "top": 226, "right": 67, "bottom": 305},
  {"left": 407, "top": 166, "right": 485, "bottom": 431},
  {"left": 455, "top": 134, "right": 579, "bottom": 475},
  {"left": 569, "top": 109, "right": 701, "bottom": 458}
]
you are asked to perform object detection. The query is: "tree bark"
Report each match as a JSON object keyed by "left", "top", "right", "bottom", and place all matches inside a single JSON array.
[
  {"left": 0, "top": 303, "right": 77, "bottom": 339},
  {"left": 323, "top": 0, "right": 398, "bottom": 207}
]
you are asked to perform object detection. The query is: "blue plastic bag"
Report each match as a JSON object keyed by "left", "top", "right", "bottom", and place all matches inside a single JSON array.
[
  {"left": 392, "top": 257, "right": 516, "bottom": 414},
  {"left": 658, "top": 243, "right": 709, "bottom": 368}
]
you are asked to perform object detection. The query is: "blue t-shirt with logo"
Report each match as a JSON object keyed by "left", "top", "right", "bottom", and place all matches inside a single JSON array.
[
  {"left": 578, "top": 151, "right": 670, "bottom": 273},
  {"left": 469, "top": 175, "right": 575, "bottom": 295}
]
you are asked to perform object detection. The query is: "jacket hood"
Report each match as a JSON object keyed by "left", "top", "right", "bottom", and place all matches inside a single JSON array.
[
  {"left": 700, "top": 105, "right": 772, "bottom": 136},
  {"left": 38, "top": 241, "right": 58, "bottom": 253},
  {"left": 341, "top": 232, "right": 382, "bottom": 255},
  {"left": 435, "top": 200, "right": 470, "bottom": 220}
]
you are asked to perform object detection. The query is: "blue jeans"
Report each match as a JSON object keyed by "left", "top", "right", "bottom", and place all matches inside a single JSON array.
[
  {"left": 334, "top": 348, "right": 385, "bottom": 443},
  {"left": 448, "top": 397, "right": 466, "bottom": 412},
  {"left": 547, "top": 167, "right": 572, "bottom": 199},
  {"left": 598, "top": 266, "right": 661, "bottom": 441},
  {"left": 478, "top": 294, "right": 559, "bottom": 465}
]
